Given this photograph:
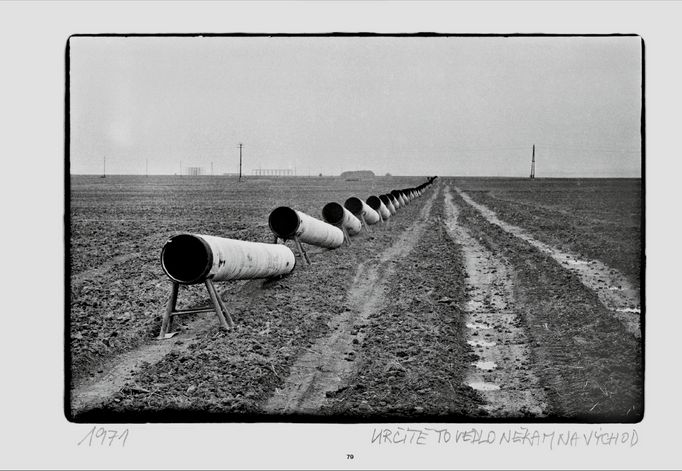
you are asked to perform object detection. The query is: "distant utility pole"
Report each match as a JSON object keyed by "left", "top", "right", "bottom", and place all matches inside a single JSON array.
[
  {"left": 530, "top": 144, "right": 536, "bottom": 179},
  {"left": 102, "top": 155, "right": 106, "bottom": 178},
  {"left": 238, "top": 143, "right": 243, "bottom": 182}
]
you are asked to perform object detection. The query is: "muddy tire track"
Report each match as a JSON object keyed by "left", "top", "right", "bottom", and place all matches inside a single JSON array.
[
  {"left": 320, "top": 187, "right": 481, "bottom": 418},
  {"left": 264, "top": 190, "right": 438, "bottom": 415},
  {"left": 454, "top": 187, "right": 641, "bottom": 337},
  {"left": 452, "top": 186, "right": 642, "bottom": 419},
  {"left": 443, "top": 187, "right": 547, "bottom": 417}
]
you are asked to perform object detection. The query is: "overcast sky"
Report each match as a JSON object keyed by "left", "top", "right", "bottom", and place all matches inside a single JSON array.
[{"left": 69, "top": 35, "right": 641, "bottom": 177}]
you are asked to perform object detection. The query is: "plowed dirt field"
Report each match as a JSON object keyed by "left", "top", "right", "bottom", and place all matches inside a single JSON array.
[{"left": 68, "top": 176, "right": 642, "bottom": 422}]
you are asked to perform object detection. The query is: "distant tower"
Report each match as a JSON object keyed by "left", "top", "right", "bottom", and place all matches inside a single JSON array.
[
  {"left": 238, "top": 143, "right": 243, "bottom": 182},
  {"left": 530, "top": 144, "right": 536, "bottom": 179}
]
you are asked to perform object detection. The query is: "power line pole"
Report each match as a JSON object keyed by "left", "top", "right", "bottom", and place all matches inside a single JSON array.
[
  {"left": 530, "top": 144, "right": 536, "bottom": 179},
  {"left": 102, "top": 155, "right": 106, "bottom": 178},
  {"left": 238, "top": 143, "right": 243, "bottom": 182}
]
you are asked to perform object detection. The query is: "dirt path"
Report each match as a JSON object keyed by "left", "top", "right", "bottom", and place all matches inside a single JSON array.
[
  {"left": 264, "top": 191, "right": 438, "bottom": 414},
  {"left": 70, "top": 315, "right": 215, "bottom": 416},
  {"left": 443, "top": 187, "right": 547, "bottom": 417},
  {"left": 70, "top": 278, "right": 262, "bottom": 416},
  {"left": 454, "top": 187, "right": 641, "bottom": 337}
]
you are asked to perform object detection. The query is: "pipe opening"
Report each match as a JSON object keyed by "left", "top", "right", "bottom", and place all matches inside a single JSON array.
[
  {"left": 322, "top": 202, "right": 345, "bottom": 225},
  {"left": 366, "top": 195, "right": 381, "bottom": 211},
  {"left": 269, "top": 206, "right": 301, "bottom": 239},
  {"left": 379, "top": 194, "right": 391, "bottom": 206},
  {"left": 344, "top": 197, "right": 363, "bottom": 215},
  {"left": 161, "top": 234, "right": 212, "bottom": 284}
]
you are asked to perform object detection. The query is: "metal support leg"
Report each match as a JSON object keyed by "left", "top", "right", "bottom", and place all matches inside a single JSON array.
[
  {"left": 273, "top": 235, "right": 279, "bottom": 244},
  {"left": 294, "top": 236, "right": 311, "bottom": 265},
  {"left": 158, "top": 282, "right": 179, "bottom": 339},
  {"left": 342, "top": 226, "right": 351, "bottom": 246},
  {"left": 205, "top": 279, "right": 231, "bottom": 330},
  {"left": 361, "top": 214, "right": 370, "bottom": 233},
  {"left": 211, "top": 282, "right": 235, "bottom": 328}
]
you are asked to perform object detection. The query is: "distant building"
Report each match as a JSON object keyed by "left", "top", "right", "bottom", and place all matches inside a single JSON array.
[
  {"left": 184, "top": 166, "right": 204, "bottom": 176},
  {"left": 252, "top": 168, "right": 295, "bottom": 176},
  {"left": 341, "top": 170, "right": 375, "bottom": 180}
]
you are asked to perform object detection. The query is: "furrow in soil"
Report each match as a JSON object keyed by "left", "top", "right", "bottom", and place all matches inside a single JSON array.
[
  {"left": 454, "top": 187, "right": 641, "bottom": 337},
  {"left": 70, "top": 316, "right": 208, "bottom": 415},
  {"left": 264, "top": 191, "right": 437, "bottom": 414},
  {"left": 70, "top": 278, "right": 257, "bottom": 416},
  {"left": 443, "top": 187, "right": 547, "bottom": 417}
]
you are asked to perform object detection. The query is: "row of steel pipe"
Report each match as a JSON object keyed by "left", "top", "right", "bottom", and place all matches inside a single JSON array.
[
  {"left": 156, "top": 177, "right": 437, "bottom": 338},
  {"left": 161, "top": 177, "right": 438, "bottom": 285},
  {"left": 266, "top": 180, "right": 440, "bottom": 250},
  {"left": 314, "top": 180, "right": 438, "bottom": 245},
  {"left": 366, "top": 196, "right": 390, "bottom": 220}
]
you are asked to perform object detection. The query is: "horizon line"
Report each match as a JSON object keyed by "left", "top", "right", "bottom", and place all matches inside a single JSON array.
[{"left": 69, "top": 173, "right": 642, "bottom": 179}]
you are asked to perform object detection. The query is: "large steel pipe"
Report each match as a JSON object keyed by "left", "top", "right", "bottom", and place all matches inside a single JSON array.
[
  {"left": 391, "top": 190, "right": 407, "bottom": 206},
  {"left": 390, "top": 190, "right": 403, "bottom": 206},
  {"left": 366, "top": 195, "right": 391, "bottom": 220},
  {"left": 388, "top": 193, "right": 401, "bottom": 209},
  {"left": 269, "top": 206, "right": 344, "bottom": 248},
  {"left": 344, "top": 197, "right": 381, "bottom": 225},
  {"left": 380, "top": 194, "right": 396, "bottom": 215},
  {"left": 400, "top": 191, "right": 409, "bottom": 205},
  {"left": 161, "top": 233, "right": 295, "bottom": 285},
  {"left": 392, "top": 190, "right": 408, "bottom": 206},
  {"left": 321, "top": 202, "right": 362, "bottom": 235}
]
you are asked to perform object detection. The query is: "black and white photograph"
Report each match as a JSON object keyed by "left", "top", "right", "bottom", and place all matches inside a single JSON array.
[
  {"left": 6, "top": 1, "right": 682, "bottom": 469},
  {"left": 67, "top": 34, "right": 643, "bottom": 423}
]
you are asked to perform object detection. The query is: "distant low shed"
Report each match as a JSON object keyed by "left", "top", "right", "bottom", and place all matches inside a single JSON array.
[{"left": 341, "top": 170, "right": 375, "bottom": 180}]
